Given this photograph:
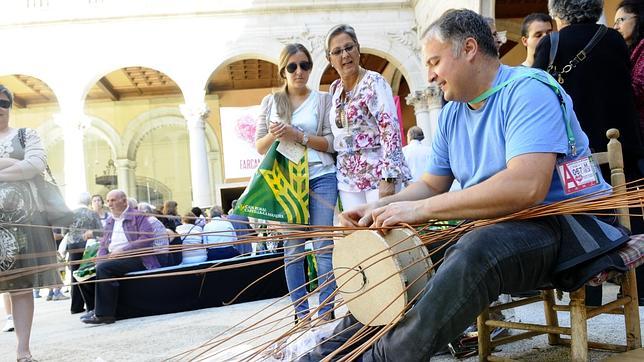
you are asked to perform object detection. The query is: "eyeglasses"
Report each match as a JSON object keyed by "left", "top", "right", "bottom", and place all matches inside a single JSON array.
[
  {"left": 615, "top": 15, "right": 636, "bottom": 26},
  {"left": 329, "top": 44, "right": 356, "bottom": 57},
  {"left": 286, "top": 61, "right": 312, "bottom": 73},
  {"left": 0, "top": 99, "right": 11, "bottom": 109}
]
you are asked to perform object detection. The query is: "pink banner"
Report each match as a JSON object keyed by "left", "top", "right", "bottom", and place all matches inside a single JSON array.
[{"left": 394, "top": 96, "right": 405, "bottom": 146}]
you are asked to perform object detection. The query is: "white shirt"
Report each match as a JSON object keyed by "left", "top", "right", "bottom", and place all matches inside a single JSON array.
[
  {"left": 108, "top": 214, "right": 129, "bottom": 253},
  {"left": 177, "top": 223, "right": 206, "bottom": 264},
  {"left": 270, "top": 90, "right": 336, "bottom": 179},
  {"left": 402, "top": 140, "right": 432, "bottom": 182},
  {"left": 203, "top": 217, "right": 237, "bottom": 249}
]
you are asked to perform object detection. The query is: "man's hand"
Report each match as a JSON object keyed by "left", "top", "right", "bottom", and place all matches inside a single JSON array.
[
  {"left": 371, "top": 200, "right": 427, "bottom": 229},
  {"left": 378, "top": 180, "right": 395, "bottom": 199},
  {"left": 83, "top": 230, "right": 94, "bottom": 240},
  {"left": 339, "top": 202, "right": 379, "bottom": 227}
]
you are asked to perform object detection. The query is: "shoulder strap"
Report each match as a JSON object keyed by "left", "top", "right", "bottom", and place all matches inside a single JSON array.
[
  {"left": 18, "top": 128, "right": 26, "bottom": 149},
  {"left": 181, "top": 224, "right": 197, "bottom": 242},
  {"left": 548, "top": 32, "right": 559, "bottom": 68},
  {"left": 18, "top": 127, "right": 58, "bottom": 184},
  {"left": 581, "top": 25, "right": 607, "bottom": 58},
  {"left": 548, "top": 26, "right": 607, "bottom": 84}
]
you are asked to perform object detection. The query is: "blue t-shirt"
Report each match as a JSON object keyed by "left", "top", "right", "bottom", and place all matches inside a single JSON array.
[{"left": 427, "top": 65, "right": 610, "bottom": 203}]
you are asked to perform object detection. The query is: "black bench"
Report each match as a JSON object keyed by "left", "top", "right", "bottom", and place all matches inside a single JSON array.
[{"left": 116, "top": 253, "right": 288, "bottom": 319}]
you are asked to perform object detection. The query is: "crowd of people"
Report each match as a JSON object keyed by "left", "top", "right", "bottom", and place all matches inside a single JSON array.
[{"left": 1, "top": 0, "right": 643, "bottom": 360}]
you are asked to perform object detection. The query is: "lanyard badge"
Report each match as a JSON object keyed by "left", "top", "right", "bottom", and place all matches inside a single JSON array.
[
  {"left": 556, "top": 155, "right": 600, "bottom": 195},
  {"left": 470, "top": 70, "right": 597, "bottom": 195}
]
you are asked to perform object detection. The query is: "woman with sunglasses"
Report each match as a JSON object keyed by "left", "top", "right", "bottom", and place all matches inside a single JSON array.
[
  {"left": 255, "top": 43, "right": 337, "bottom": 323},
  {"left": 0, "top": 84, "right": 61, "bottom": 362},
  {"left": 325, "top": 24, "right": 410, "bottom": 212}
]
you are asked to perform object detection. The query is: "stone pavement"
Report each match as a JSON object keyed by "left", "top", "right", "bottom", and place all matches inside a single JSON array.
[{"left": 0, "top": 284, "right": 642, "bottom": 361}]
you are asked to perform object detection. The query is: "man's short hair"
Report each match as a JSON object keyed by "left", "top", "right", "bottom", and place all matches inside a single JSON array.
[
  {"left": 210, "top": 206, "right": 224, "bottom": 218},
  {"left": 407, "top": 126, "right": 424, "bottom": 142},
  {"left": 521, "top": 13, "right": 553, "bottom": 37},
  {"left": 422, "top": 9, "right": 498, "bottom": 58},
  {"left": 107, "top": 189, "right": 127, "bottom": 200},
  {"left": 548, "top": 0, "right": 603, "bottom": 24}
]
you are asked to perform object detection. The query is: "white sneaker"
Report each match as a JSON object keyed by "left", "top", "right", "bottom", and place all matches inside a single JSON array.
[{"left": 2, "top": 315, "right": 14, "bottom": 332}]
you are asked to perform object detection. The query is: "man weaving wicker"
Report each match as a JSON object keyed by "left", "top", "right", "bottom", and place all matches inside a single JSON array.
[{"left": 302, "top": 9, "right": 634, "bottom": 361}]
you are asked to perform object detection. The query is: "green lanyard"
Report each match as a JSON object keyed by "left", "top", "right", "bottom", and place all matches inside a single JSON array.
[{"left": 469, "top": 71, "right": 577, "bottom": 157}]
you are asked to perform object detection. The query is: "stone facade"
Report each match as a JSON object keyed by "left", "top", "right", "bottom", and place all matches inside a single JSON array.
[{"left": 1, "top": 0, "right": 490, "bottom": 209}]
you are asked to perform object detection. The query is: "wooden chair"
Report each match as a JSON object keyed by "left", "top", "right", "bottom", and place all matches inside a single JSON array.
[{"left": 477, "top": 128, "right": 642, "bottom": 361}]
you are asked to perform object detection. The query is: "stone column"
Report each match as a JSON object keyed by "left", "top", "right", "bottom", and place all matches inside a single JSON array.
[
  {"left": 115, "top": 158, "right": 137, "bottom": 197},
  {"left": 54, "top": 113, "right": 89, "bottom": 205},
  {"left": 180, "top": 103, "right": 213, "bottom": 207},
  {"left": 405, "top": 84, "right": 443, "bottom": 146}
]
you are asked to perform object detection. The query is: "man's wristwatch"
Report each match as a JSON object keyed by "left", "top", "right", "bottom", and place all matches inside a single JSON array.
[
  {"left": 381, "top": 177, "right": 397, "bottom": 183},
  {"left": 301, "top": 132, "right": 309, "bottom": 146}
]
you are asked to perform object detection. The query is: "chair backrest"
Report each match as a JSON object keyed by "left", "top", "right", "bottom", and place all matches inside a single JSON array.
[{"left": 591, "top": 128, "right": 630, "bottom": 231}]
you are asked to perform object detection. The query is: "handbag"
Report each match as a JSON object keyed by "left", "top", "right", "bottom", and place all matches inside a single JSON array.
[{"left": 18, "top": 128, "right": 75, "bottom": 227}]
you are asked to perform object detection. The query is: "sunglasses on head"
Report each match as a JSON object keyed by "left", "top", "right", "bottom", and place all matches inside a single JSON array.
[
  {"left": 0, "top": 99, "right": 11, "bottom": 109},
  {"left": 286, "top": 61, "right": 312, "bottom": 74}
]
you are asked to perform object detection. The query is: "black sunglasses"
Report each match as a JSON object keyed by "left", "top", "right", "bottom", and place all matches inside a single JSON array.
[
  {"left": 286, "top": 61, "right": 312, "bottom": 74},
  {"left": 0, "top": 99, "right": 11, "bottom": 109}
]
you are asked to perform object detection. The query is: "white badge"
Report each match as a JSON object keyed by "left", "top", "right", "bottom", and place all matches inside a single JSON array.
[
  {"left": 556, "top": 155, "right": 600, "bottom": 195},
  {"left": 276, "top": 140, "right": 306, "bottom": 163}
]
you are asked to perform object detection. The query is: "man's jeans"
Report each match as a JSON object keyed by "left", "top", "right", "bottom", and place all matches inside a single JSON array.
[
  {"left": 303, "top": 218, "right": 561, "bottom": 361},
  {"left": 284, "top": 172, "right": 338, "bottom": 319}
]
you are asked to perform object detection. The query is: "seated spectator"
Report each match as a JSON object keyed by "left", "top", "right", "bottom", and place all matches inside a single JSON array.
[
  {"left": 91, "top": 194, "right": 109, "bottom": 227},
  {"left": 158, "top": 200, "right": 182, "bottom": 265},
  {"left": 81, "top": 190, "right": 160, "bottom": 325},
  {"left": 138, "top": 202, "right": 172, "bottom": 267},
  {"left": 226, "top": 199, "right": 253, "bottom": 255},
  {"left": 67, "top": 192, "right": 103, "bottom": 314},
  {"left": 158, "top": 200, "right": 181, "bottom": 231},
  {"left": 177, "top": 212, "right": 207, "bottom": 265},
  {"left": 191, "top": 206, "right": 207, "bottom": 228},
  {"left": 402, "top": 126, "right": 432, "bottom": 183},
  {"left": 204, "top": 206, "right": 240, "bottom": 261}
]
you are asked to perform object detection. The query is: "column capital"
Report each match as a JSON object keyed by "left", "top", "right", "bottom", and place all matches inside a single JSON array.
[
  {"left": 405, "top": 83, "right": 443, "bottom": 111},
  {"left": 115, "top": 158, "right": 136, "bottom": 169},
  {"left": 180, "top": 103, "right": 210, "bottom": 128}
]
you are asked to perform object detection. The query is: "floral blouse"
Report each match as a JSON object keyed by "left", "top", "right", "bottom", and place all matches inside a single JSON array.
[{"left": 330, "top": 70, "right": 410, "bottom": 192}]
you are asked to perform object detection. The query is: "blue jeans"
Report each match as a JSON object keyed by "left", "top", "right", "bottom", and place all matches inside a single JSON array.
[
  {"left": 301, "top": 218, "right": 561, "bottom": 361},
  {"left": 284, "top": 172, "right": 338, "bottom": 319}
]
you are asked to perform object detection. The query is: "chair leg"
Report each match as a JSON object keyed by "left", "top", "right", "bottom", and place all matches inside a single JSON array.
[
  {"left": 477, "top": 308, "right": 491, "bottom": 362},
  {"left": 621, "top": 268, "right": 642, "bottom": 350},
  {"left": 569, "top": 288, "right": 588, "bottom": 362},
  {"left": 542, "top": 289, "right": 561, "bottom": 345}
]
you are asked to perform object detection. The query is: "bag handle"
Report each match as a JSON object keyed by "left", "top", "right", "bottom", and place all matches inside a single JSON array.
[
  {"left": 180, "top": 224, "right": 198, "bottom": 243},
  {"left": 18, "top": 127, "right": 58, "bottom": 185},
  {"left": 547, "top": 25, "right": 607, "bottom": 84}
]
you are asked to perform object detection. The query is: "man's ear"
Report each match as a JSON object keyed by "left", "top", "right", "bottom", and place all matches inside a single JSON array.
[
  {"left": 463, "top": 37, "right": 478, "bottom": 60},
  {"left": 521, "top": 36, "right": 528, "bottom": 47}
]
